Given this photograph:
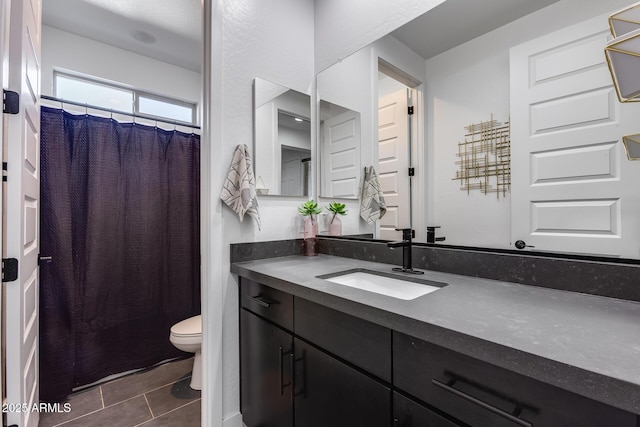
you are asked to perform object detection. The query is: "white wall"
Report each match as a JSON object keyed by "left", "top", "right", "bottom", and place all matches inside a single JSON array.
[
  {"left": 214, "top": 0, "right": 315, "bottom": 423},
  {"left": 424, "top": 0, "right": 633, "bottom": 249},
  {"left": 41, "top": 26, "right": 200, "bottom": 107}
]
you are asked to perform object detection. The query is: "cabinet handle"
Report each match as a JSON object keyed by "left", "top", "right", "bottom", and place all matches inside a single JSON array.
[
  {"left": 279, "top": 346, "right": 292, "bottom": 395},
  {"left": 248, "top": 295, "right": 276, "bottom": 308},
  {"left": 292, "top": 350, "right": 306, "bottom": 398},
  {"left": 432, "top": 378, "right": 533, "bottom": 427}
]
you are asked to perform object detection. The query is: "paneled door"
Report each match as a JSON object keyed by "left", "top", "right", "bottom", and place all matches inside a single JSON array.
[
  {"left": 0, "top": 0, "right": 8, "bottom": 409},
  {"left": 510, "top": 14, "right": 640, "bottom": 258},
  {"left": 378, "top": 89, "right": 412, "bottom": 241},
  {"left": 4, "top": 0, "right": 42, "bottom": 425},
  {"left": 321, "top": 110, "right": 361, "bottom": 198}
]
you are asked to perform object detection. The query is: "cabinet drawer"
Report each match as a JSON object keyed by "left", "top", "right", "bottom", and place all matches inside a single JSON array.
[
  {"left": 393, "top": 332, "right": 636, "bottom": 427},
  {"left": 240, "top": 278, "right": 293, "bottom": 330},
  {"left": 294, "top": 297, "right": 391, "bottom": 382}
]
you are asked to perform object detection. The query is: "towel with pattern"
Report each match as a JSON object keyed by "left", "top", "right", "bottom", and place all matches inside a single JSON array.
[
  {"left": 220, "top": 144, "right": 261, "bottom": 230},
  {"left": 360, "top": 166, "right": 386, "bottom": 223}
]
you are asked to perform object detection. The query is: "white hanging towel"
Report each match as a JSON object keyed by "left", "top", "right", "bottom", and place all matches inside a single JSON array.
[
  {"left": 220, "top": 144, "right": 261, "bottom": 230},
  {"left": 360, "top": 166, "right": 386, "bottom": 224}
]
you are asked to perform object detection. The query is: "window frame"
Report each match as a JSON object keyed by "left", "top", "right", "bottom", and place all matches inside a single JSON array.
[{"left": 53, "top": 71, "right": 198, "bottom": 126}]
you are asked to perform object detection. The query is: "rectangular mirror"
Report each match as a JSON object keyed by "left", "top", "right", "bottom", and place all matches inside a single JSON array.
[
  {"left": 254, "top": 77, "right": 311, "bottom": 197},
  {"left": 315, "top": 0, "right": 640, "bottom": 259}
]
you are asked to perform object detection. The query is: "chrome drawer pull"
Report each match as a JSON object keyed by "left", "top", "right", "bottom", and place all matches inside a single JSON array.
[{"left": 432, "top": 378, "right": 533, "bottom": 427}]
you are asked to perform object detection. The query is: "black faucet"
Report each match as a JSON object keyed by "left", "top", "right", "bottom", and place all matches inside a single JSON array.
[
  {"left": 426, "top": 226, "right": 446, "bottom": 244},
  {"left": 386, "top": 228, "right": 424, "bottom": 275}
]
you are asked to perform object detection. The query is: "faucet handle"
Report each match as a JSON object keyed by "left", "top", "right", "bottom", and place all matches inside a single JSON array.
[{"left": 395, "top": 228, "right": 415, "bottom": 240}]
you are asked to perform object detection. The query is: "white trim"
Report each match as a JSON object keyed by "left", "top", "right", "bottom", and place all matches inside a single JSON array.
[
  {"left": 223, "top": 412, "right": 244, "bottom": 427},
  {"left": 201, "top": 0, "right": 224, "bottom": 426}
]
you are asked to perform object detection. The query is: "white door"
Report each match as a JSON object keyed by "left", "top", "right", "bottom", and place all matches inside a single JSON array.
[
  {"left": 281, "top": 148, "right": 304, "bottom": 196},
  {"left": 5, "top": 0, "right": 41, "bottom": 425},
  {"left": 378, "top": 89, "right": 411, "bottom": 241},
  {"left": 510, "top": 15, "right": 640, "bottom": 258},
  {"left": 321, "top": 110, "right": 361, "bottom": 198},
  {"left": 0, "top": 0, "right": 8, "bottom": 408}
]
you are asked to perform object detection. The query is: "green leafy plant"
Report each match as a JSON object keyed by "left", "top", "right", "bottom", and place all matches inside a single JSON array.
[
  {"left": 298, "top": 200, "right": 322, "bottom": 216},
  {"left": 326, "top": 202, "right": 347, "bottom": 224}
]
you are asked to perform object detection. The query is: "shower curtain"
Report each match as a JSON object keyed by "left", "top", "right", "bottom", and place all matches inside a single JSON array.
[{"left": 39, "top": 107, "right": 201, "bottom": 402}]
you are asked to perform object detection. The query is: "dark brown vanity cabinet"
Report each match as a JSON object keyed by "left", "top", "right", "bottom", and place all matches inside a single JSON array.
[
  {"left": 239, "top": 278, "right": 391, "bottom": 427},
  {"left": 239, "top": 278, "right": 638, "bottom": 427},
  {"left": 394, "top": 331, "right": 637, "bottom": 427}
]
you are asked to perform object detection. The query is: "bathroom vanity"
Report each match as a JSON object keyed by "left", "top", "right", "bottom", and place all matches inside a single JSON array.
[{"left": 232, "top": 253, "right": 640, "bottom": 427}]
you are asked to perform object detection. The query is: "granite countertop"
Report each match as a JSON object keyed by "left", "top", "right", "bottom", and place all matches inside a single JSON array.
[{"left": 231, "top": 254, "right": 640, "bottom": 415}]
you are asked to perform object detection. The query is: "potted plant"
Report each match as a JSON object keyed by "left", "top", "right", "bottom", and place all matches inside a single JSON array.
[
  {"left": 298, "top": 200, "right": 322, "bottom": 256},
  {"left": 326, "top": 202, "right": 347, "bottom": 236}
]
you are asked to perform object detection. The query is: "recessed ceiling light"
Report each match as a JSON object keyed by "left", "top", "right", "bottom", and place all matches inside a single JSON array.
[
  {"left": 294, "top": 117, "right": 303, "bottom": 122},
  {"left": 131, "top": 30, "right": 156, "bottom": 44}
]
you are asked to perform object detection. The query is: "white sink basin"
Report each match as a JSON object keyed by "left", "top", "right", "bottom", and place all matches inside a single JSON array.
[{"left": 321, "top": 270, "right": 444, "bottom": 300}]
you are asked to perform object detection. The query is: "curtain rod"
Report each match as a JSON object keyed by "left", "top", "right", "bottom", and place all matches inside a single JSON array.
[{"left": 40, "top": 95, "right": 201, "bottom": 130}]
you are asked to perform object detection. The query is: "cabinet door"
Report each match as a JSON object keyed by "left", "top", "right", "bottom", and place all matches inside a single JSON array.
[
  {"left": 240, "top": 309, "right": 293, "bottom": 427},
  {"left": 393, "top": 392, "right": 461, "bottom": 427},
  {"left": 293, "top": 338, "right": 390, "bottom": 427}
]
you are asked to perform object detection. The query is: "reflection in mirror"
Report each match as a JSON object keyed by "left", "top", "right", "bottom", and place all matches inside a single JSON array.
[
  {"left": 254, "top": 78, "right": 311, "bottom": 196},
  {"left": 315, "top": 0, "right": 640, "bottom": 259},
  {"left": 319, "top": 100, "right": 361, "bottom": 199},
  {"left": 623, "top": 134, "right": 640, "bottom": 160}
]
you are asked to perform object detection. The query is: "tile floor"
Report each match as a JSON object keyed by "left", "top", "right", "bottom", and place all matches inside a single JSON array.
[{"left": 39, "top": 357, "right": 201, "bottom": 427}]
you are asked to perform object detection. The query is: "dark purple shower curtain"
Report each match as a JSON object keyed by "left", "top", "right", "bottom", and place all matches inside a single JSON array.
[{"left": 39, "top": 107, "right": 201, "bottom": 402}]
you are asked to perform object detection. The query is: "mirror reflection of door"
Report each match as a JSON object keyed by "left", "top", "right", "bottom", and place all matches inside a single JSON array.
[
  {"left": 278, "top": 111, "right": 311, "bottom": 196},
  {"left": 378, "top": 73, "right": 414, "bottom": 241},
  {"left": 320, "top": 101, "right": 361, "bottom": 198}
]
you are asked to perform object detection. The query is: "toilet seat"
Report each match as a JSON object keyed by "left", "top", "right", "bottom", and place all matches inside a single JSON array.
[{"left": 170, "top": 315, "right": 201, "bottom": 337}]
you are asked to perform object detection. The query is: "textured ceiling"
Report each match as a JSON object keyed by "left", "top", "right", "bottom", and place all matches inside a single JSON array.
[{"left": 42, "top": 0, "right": 202, "bottom": 72}]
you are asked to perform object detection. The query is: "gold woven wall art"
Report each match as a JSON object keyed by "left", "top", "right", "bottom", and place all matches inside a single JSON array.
[{"left": 453, "top": 115, "right": 510, "bottom": 198}]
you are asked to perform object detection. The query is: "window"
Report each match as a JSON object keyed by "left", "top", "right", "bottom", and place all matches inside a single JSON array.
[{"left": 54, "top": 72, "right": 197, "bottom": 125}]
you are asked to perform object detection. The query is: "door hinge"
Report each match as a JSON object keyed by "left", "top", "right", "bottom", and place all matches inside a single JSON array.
[
  {"left": 3, "top": 89, "right": 19, "bottom": 114},
  {"left": 408, "top": 106, "right": 414, "bottom": 115},
  {"left": 2, "top": 162, "right": 7, "bottom": 182},
  {"left": 2, "top": 258, "right": 18, "bottom": 282},
  {"left": 408, "top": 167, "right": 415, "bottom": 177}
]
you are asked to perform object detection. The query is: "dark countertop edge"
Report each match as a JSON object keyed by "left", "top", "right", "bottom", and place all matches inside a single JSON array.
[{"left": 231, "top": 261, "right": 640, "bottom": 415}]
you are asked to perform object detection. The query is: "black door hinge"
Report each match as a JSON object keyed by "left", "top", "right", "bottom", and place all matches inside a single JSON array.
[
  {"left": 2, "top": 162, "right": 7, "bottom": 182},
  {"left": 2, "top": 258, "right": 18, "bottom": 282},
  {"left": 408, "top": 167, "right": 415, "bottom": 177},
  {"left": 408, "top": 106, "right": 414, "bottom": 115},
  {"left": 3, "top": 89, "right": 19, "bottom": 114}
]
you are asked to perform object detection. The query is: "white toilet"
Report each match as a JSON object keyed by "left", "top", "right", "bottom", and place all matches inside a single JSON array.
[{"left": 169, "top": 315, "right": 202, "bottom": 390}]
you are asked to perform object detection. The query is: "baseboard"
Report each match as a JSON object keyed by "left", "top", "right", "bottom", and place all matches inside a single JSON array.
[{"left": 222, "top": 411, "right": 243, "bottom": 427}]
